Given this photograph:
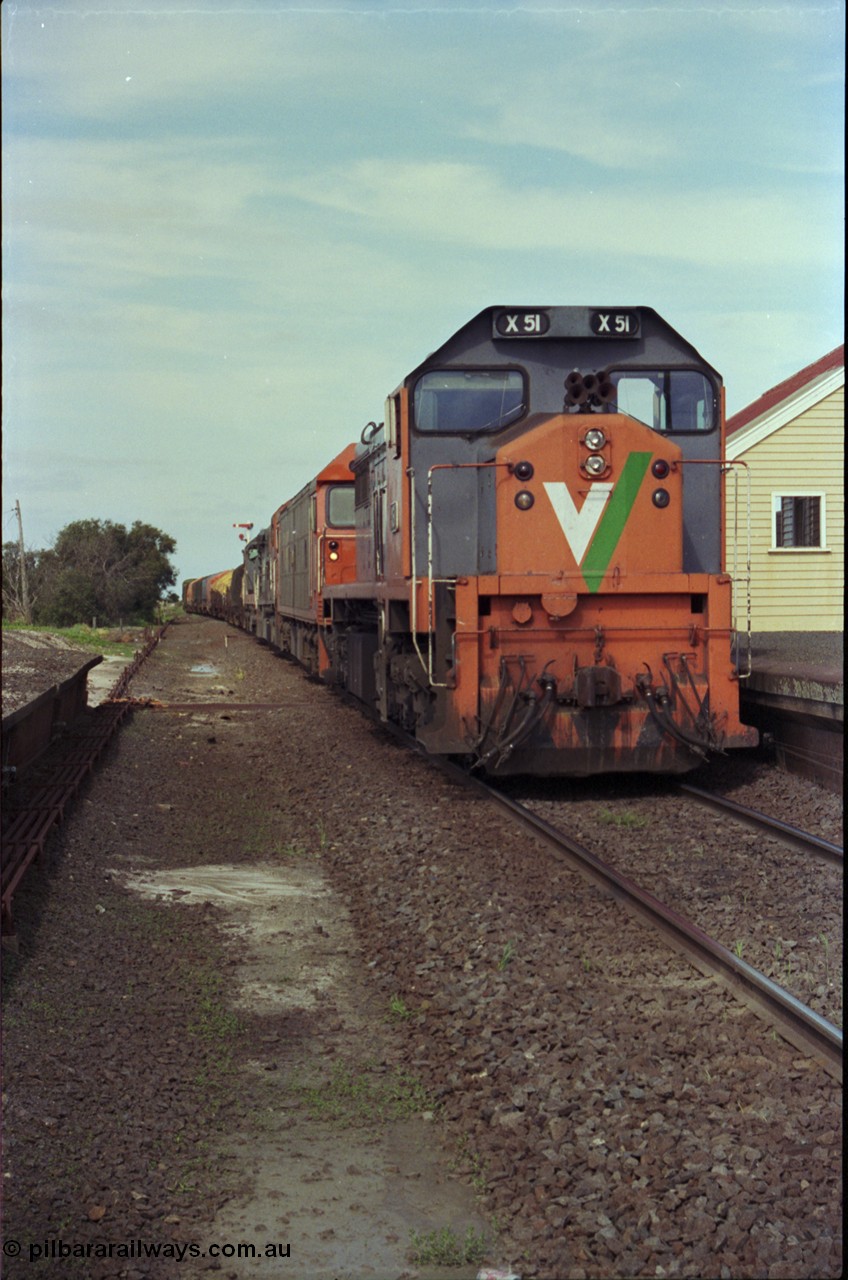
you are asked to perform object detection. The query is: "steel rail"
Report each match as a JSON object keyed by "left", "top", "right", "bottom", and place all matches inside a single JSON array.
[
  {"left": 679, "top": 781, "right": 843, "bottom": 866},
  {"left": 442, "top": 762, "right": 842, "bottom": 1082}
]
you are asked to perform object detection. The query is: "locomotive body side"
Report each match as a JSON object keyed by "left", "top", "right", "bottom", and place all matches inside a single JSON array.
[
  {"left": 239, "top": 529, "right": 268, "bottom": 637},
  {"left": 268, "top": 444, "right": 357, "bottom": 675},
  {"left": 324, "top": 305, "right": 758, "bottom": 775}
]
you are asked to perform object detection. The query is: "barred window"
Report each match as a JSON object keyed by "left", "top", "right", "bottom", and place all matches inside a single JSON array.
[{"left": 772, "top": 494, "right": 825, "bottom": 549}]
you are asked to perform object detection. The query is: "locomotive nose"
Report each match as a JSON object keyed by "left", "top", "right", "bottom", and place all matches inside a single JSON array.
[{"left": 497, "top": 411, "right": 683, "bottom": 584}]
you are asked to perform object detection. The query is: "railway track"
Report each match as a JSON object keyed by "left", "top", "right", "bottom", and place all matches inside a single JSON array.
[
  {"left": 679, "top": 780, "right": 843, "bottom": 865},
  {"left": 437, "top": 759, "right": 843, "bottom": 1082}
]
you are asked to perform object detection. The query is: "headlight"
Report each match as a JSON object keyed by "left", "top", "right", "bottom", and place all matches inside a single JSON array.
[
  {"left": 584, "top": 454, "right": 607, "bottom": 476},
  {"left": 584, "top": 427, "right": 606, "bottom": 450}
]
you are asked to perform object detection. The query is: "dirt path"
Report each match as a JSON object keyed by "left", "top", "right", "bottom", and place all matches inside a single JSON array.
[{"left": 118, "top": 858, "right": 489, "bottom": 1280}]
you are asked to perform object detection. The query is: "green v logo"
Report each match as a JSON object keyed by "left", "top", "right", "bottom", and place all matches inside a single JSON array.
[{"left": 544, "top": 452, "right": 653, "bottom": 592}]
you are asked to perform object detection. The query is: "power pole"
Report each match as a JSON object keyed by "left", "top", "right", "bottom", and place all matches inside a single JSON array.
[{"left": 15, "top": 499, "right": 32, "bottom": 623}]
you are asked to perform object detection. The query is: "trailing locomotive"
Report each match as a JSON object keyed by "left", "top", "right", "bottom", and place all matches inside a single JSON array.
[{"left": 184, "top": 305, "right": 757, "bottom": 777}]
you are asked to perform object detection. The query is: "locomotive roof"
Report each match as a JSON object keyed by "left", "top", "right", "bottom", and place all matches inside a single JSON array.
[
  {"left": 401, "top": 305, "right": 721, "bottom": 385},
  {"left": 315, "top": 441, "right": 357, "bottom": 483},
  {"left": 270, "top": 442, "right": 357, "bottom": 521}
]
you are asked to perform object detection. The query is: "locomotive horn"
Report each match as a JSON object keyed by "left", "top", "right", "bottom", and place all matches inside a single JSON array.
[
  {"left": 596, "top": 376, "right": 615, "bottom": 403},
  {"left": 564, "top": 370, "right": 588, "bottom": 405}
]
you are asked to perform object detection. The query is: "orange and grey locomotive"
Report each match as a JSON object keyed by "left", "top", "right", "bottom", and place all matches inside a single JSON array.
[{"left": 184, "top": 305, "right": 757, "bottom": 777}]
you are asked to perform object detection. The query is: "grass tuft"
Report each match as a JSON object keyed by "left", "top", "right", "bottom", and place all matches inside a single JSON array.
[{"left": 408, "top": 1224, "right": 487, "bottom": 1267}]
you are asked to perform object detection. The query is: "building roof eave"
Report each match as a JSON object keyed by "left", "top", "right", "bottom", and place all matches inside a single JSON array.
[{"left": 726, "top": 363, "right": 845, "bottom": 460}]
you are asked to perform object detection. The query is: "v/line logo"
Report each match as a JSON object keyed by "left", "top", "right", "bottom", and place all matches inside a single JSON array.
[{"left": 543, "top": 452, "right": 653, "bottom": 592}]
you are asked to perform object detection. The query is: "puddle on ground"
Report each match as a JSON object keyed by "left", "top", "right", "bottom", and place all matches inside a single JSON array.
[
  {"left": 114, "top": 861, "right": 492, "bottom": 1279},
  {"left": 120, "top": 863, "right": 328, "bottom": 908},
  {"left": 86, "top": 655, "right": 131, "bottom": 705}
]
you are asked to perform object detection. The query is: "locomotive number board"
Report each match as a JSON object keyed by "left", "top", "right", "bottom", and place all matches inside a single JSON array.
[{"left": 493, "top": 309, "right": 641, "bottom": 340}]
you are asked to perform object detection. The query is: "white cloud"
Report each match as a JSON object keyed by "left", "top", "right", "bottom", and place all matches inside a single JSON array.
[
  {"left": 2, "top": 8, "right": 338, "bottom": 119},
  {"left": 283, "top": 157, "right": 840, "bottom": 268}
]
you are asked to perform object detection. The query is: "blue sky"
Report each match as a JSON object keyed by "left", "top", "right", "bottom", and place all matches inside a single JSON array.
[{"left": 2, "top": 0, "right": 843, "bottom": 584}]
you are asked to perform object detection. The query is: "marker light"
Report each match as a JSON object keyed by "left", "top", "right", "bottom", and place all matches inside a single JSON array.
[
  {"left": 652, "top": 489, "right": 670, "bottom": 508},
  {"left": 328, "top": 539, "right": 340, "bottom": 561},
  {"left": 515, "top": 491, "right": 535, "bottom": 510},
  {"left": 651, "top": 459, "right": 670, "bottom": 479},
  {"left": 584, "top": 454, "right": 607, "bottom": 476},
  {"left": 513, "top": 460, "right": 534, "bottom": 481},
  {"left": 584, "top": 428, "right": 607, "bottom": 451}
]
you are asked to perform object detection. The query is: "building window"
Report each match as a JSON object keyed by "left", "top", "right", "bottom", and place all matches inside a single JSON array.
[{"left": 772, "top": 493, "right": 826, "bottom": 549}]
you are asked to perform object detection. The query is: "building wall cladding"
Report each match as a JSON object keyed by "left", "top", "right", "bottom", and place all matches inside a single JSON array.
[{"left": 726, "top": 382, "right": 844, "bottom": 631}]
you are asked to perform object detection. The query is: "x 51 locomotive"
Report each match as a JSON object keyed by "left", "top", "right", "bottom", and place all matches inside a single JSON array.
[{"left": 185, "top": 305, "right": 757, "bottom": 777}]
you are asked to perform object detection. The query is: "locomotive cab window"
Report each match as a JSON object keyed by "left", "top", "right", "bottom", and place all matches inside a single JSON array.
[
  {"left": 327, "top": 484, "right": 355, "bottom": 528},
  {"left": 413, "top": 369, "right": 525, "bottom": 434},
  {"left": 610, "top": 370, "right": 715, "bottom": 433}
]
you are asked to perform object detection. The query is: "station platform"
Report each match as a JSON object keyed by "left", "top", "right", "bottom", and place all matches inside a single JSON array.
[{"left": 739, "top": 632, "right": 843, "bottom": 794}]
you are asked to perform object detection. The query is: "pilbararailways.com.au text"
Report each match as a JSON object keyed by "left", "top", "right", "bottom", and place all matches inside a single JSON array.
[{"left": 3, "top": 1238, "right": 292, "bottom": 1264}]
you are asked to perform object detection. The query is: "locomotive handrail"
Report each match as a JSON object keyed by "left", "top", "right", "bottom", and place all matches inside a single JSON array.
[
  {"left": 671, "top": 456, "right": 753, "bottom": 680},
  {"left": 422, "top": 461, "right": 512, "bottom": 689},
  {"left": 406, "top": 466, "right": 429, "bottom": 679},
  {"left": 725, "top": 460, "right": 753, "bottom": 679}
]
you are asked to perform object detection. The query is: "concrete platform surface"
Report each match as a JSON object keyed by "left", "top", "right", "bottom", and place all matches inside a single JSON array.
[{"left": 747, "top": 631, "right": 843, "bottom": 695}]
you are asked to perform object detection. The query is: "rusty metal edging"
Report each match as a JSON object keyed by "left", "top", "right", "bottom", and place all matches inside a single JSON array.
[
  {"left": 2, "top": 656, "right": 104, "bottom": 779},
  {"left": 2, "top": 626, "right": 171, "bottom": 940},
  {"left": 2, "top": 701, "right": 132, "bottom": 939}
]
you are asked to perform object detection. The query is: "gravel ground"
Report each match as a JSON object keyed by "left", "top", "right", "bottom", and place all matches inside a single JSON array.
[
  {"left": 2, "top": 631, "right": 101, "bottom": 716},
  {"left": 1, "top": 617, "right": 842, "bottom": 1280},
  {"left": 2, "top": 630, "right": 148, "bottom": 717}
]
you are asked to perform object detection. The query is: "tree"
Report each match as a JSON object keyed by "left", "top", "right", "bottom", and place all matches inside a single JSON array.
[
  {"left": 2, "top": 541, "right": 44, "bottom": 621},
  {"left": 34, "top": 519, "right": 177, "bottom": 626}
]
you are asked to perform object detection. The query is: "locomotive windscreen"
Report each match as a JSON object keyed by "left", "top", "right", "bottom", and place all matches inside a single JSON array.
[
  {"left": 413, "top": 369, "right": 525, "bottom": 433},
  {"left": 327, "top": 485, "right": 355, "bottom": 527},
  {"left": 610, "top": 370, "right": 716, "bottom": 433}
]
